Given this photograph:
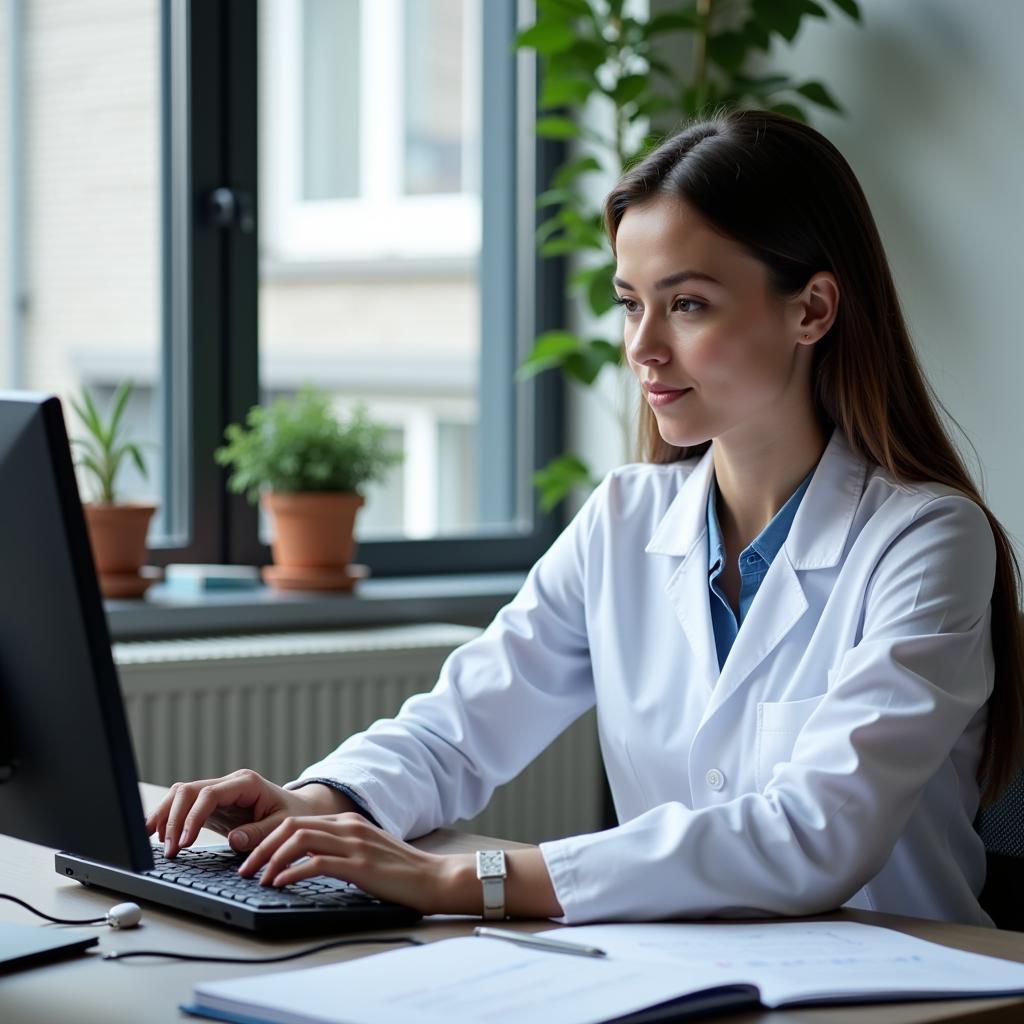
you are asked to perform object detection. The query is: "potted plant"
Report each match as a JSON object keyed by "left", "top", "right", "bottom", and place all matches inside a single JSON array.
[
  {"left": 215, "top": 388, "right": 401, "bottom": 592},
  {"left": 70, "top": 381, "right": 159, "bottom": 599}
]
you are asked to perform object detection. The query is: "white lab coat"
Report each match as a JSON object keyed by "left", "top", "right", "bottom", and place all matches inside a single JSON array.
[{"left": 289, "top": 427, "right": 997, "bottom": 926}]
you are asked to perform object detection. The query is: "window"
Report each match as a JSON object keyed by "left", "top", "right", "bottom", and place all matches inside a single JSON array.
[{"left": 5, "top": 0, "right": 564, "bottom": 576}]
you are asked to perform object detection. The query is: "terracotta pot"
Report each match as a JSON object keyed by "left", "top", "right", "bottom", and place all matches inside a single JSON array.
[
  {"left": 262, "top": 491, "right": 364, "bottom": 570},
  {"left": 82, "top": 502, "right": 158, "bottom": 599}
]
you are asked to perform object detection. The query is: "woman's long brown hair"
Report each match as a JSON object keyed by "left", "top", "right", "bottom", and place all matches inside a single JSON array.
[{"left": 604, "top": 108, "right": 1023, "bottom": 803}]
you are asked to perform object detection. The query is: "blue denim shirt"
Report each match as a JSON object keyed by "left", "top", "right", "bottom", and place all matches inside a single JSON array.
[{"left": 707, "top": 467, "right": 815, "bottom": 671}]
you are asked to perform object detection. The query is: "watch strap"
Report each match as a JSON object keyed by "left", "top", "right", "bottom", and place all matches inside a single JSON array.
[{"left": 476, "top": 849, "right": 508, "bottom": 921}]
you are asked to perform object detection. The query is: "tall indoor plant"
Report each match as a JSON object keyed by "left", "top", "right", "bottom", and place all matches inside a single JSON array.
[
  {"left": 515, "top": 0, "right": 861, "bottom": 510},
  {"left": 215, "top": 388, "right": 401, "bottom": 592},
  {"left": 70, "top": 381, "right": 158, "bottom": 599}
]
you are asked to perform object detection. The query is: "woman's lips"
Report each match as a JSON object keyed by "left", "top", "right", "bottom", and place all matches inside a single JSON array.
[{"left": 646, "top": 386, "right": 692, "bottom": 407}]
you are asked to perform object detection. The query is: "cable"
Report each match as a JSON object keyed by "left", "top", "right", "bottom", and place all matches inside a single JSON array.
[
  {"left": 102, "top": 935, "right": 425, "bottom": 962},
  {"left": 1, "top": 891, "right": 424, "bottom": 963},
  {"left": 0, "top": 892, "right": 107, "bottom": 926}
]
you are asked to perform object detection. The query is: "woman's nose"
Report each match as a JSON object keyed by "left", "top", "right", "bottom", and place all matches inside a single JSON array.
[{"left": 626, "top": 315, "right": 670, "bottom": 367}]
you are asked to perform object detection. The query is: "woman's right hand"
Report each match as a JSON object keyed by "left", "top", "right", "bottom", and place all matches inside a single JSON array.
[{"left": 145, "top": 768, "right": 359, "bottom": 858}]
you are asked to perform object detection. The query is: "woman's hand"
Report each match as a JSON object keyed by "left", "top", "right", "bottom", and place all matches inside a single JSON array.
[
  {"left": 237, "top": 814, "right": 566, "bottom": 919},
  {"left": 237, "top": 812, "right": 466, "bottom": 915},
  {"left": 145, "top": 768, "right": 359, "bottom": 858}
]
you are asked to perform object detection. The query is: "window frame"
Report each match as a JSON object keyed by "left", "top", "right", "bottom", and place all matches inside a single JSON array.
[{"left": 150, "top": 0, "right": 567, "bottom": 577}]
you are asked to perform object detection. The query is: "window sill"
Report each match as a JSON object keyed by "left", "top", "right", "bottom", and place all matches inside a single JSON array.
[{"left": 105, "top": 572, "right": 525, "bottom": 642}]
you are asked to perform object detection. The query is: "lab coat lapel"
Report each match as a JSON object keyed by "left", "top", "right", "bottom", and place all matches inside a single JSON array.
[
  {"left": 645, "top": 447, "right": 719, "bottom": 692},
  {"left": 703, "top": 428, "right": 869, "bottom": 718}
]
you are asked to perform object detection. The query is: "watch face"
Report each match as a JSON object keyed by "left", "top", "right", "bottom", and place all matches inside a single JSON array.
[{"left": 477, "top": 850, "right": 506, "bottom": 877}]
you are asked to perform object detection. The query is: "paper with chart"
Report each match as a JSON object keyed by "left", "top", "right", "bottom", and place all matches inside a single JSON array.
[{"left": 536, "top": 920, "right": 1024, "bottom": 1007}]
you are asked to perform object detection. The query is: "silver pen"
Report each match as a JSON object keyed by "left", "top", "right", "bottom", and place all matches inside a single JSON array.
[{"left": 473, "top": 925, "right": 607, "bottom": 959}]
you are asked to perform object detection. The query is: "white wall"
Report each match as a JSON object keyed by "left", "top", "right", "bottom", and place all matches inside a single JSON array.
[{"left": 572, "top": 0, "right": 1024, "bottom": 552}]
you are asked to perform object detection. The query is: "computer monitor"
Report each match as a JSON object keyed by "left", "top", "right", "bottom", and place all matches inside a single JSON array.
[{"left": 0, "top": 391, "right": 153, "bottom": 873}]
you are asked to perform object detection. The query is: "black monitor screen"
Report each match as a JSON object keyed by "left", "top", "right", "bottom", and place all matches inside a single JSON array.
[{"left": 0, "top": 392, "right": 152, "bottom": 871}]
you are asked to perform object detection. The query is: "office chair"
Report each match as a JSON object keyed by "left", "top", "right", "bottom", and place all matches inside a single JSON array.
[{"left": 975, "top": 770, "right": 1024, "bottom": 931}]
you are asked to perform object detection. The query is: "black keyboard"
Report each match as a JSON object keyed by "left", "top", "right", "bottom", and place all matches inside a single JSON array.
[{"left": 146, "top": 846, "right": 384, "bottom": 911}]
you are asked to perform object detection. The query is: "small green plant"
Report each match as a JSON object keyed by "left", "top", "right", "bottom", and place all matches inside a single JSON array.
[
  {"left": 215, "top": 388, "right": 402, "bottom": 504},
  {"left": 70, "top": 381, "right": 149, "bottom": 504}
]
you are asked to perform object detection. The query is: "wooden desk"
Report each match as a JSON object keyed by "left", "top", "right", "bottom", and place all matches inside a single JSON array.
[{"left": 2, "top": 785, "right": 1024, "bottom": 1023}]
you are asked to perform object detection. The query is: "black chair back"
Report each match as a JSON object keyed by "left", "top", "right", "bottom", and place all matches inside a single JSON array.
[{"left": 976, "top": 771, "right": 1024, "bottom": 930}]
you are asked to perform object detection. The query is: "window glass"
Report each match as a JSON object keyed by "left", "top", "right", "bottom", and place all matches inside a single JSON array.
[
  {"left": 260, "top": 0, "right": 511, "bottom": 543},
  {"left": 6, "top": 1, "right": 166, "bottom": 528},
  {"left": 403, "top": 0, "right": 465, "bottom": 196},
  {"left": 302, "top": 0, "right": 360, "bottom": 200}
]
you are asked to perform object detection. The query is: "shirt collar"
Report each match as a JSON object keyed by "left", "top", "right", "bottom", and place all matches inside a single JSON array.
[
  {"left": 646, "top": 427, "right": 869, "bottom": 569},
  {"left": 706, "top": 468, "right": 814, "bottom": 574}
]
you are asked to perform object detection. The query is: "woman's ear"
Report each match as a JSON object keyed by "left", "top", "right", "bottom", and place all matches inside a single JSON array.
[{"left": 792, "top": 271, "right": 840, "bottom": 346}]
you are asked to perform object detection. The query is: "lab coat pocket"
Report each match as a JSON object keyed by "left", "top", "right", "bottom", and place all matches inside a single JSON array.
[{"left": 755, "top": 692, "right": 828, "bottom": 791}]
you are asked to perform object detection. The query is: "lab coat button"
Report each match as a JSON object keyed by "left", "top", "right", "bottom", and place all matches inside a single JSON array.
[{"left": 705, "top": 768, "right": 725, "bottom": 791}]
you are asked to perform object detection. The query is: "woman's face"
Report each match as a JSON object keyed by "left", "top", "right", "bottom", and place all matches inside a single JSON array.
[{"left": 614, "top": 196, "right": 817, "bottom": 449}]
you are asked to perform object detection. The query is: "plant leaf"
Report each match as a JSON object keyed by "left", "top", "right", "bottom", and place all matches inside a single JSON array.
[
  {"left": 125, "top": 443, "right": 149, "bottom": 479},
  {"left": 611, "top": 73, "right": 647, "bottom": 106},
  {"left": 794, "top": 80, "right": 843, "bottom": 113},
  {"left": 536, "top": 187, "right": 577, "bottom": 209},
  {"left": 826, "top": 0, "right": 861, "bottom": 20},
  {"left": 706, "top": 31, "right": 749, "bottom": 74},
  {"left": 587, "top": 269, "right": 619, "bottom": 317},
  {"left": 644, "top": 10, "right": 700, "bottom": 35},
  {"left": 537, "top": 0, "right": 592, "bottom": 17},
  {"left": 552, "top": 154, "right": 603, "bottom": 189},
  {"left": 634, "top": 95, "right": 674, "bottom": 118},
  {"left": 547, "top": 38, "right": 608, "bottom": 77},
  {"left": 769, "top": 101, "right": 809, "bottom": 123},
  {"left": 535, "top": 115, "right": 581, "bottom": 139},
  {"left": 751, "top": 0, "right": 826, "bottom": 43},
  {"left": 539, "top": 75, "right": 594, "bottom": 109},
  {"left": 536, "top": 213, "right": 566, "bottom": 245},
  {"left": 533, "top": 454, "right": 597, "bottom": 512},
  {"left": 78, "top": 388, "right": 107, "bottom": 449},
  {"left": 515, "top": 21, "right": 578, "bottom": 56},
  {"left": 539, "top": 233, "right": 605, "bottom": 257},
  {"left": 517, "top": 331, "right": 584, "bottom": 381},
  {"left": 107, "top": 380, "right": 134, "bottom": 450},
  {"left": 564, "top": 339, "right": 623, "bottom": 385}
]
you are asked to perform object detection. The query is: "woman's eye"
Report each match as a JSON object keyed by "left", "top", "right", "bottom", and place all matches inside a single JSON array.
[
  {"left": 613, "top": 296, "right": 641, "bottom": 314},
  {"left": 674, "top": 297, "right": 704, "bottom": 314}
]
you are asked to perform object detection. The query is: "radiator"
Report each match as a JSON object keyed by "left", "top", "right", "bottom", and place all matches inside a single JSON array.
[{"left": 114, "top": 623, "right": 603, "bottom": 845}]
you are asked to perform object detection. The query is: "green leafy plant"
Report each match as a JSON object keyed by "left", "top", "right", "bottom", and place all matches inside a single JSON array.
[
  {"left": 215, "top": 388, "right": 402, "bottom": 504},
  {"left": 70, "top": 381, "right": 149, "bottom": 504},
  {"left": 515, "top": 0, "right": 861, "bottom": 510}
]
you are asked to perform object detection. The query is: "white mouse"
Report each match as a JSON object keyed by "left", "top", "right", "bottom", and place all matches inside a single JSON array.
[{"left": 106, "top": 902, "right": 142, "bottom": 929}]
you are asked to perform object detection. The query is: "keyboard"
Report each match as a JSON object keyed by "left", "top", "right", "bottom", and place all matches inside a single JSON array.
[
  {"left": 55, "top": 844, "right": 423, "bottom": 934},
  {"left": 146, "top": 845, "right": 381, "bottom": 910}
]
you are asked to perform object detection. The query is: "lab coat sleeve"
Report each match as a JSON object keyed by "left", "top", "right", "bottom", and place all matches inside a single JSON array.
[
  {"left": 284, "top": 480, "right": 603, "bottom": 840},
  {"left": 538, "top": 494, "right": 997, "bottom": 923}
]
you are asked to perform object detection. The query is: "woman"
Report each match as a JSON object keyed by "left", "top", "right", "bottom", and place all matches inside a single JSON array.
[{"left": 148, "top": 109, "right": 1023, "bottom": 927}]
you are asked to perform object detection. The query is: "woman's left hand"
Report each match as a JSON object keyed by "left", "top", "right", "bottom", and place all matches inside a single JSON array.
[{"left": 237, "top": 812, "right": 463, "bottom": 915}]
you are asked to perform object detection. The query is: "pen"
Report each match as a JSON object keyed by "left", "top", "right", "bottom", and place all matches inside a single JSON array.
[{"left": 473, "top": 926, "right": 607, "bottom": 959}]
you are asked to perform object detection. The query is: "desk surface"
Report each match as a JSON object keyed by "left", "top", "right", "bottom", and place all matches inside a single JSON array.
[{"left": 3, "top": 785, "right": 1024, "bottom": 1024}]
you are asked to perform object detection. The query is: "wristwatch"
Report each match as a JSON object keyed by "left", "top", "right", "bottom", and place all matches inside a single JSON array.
[{"left": 475, "top": 849, "right": 508, "bottom": 920}]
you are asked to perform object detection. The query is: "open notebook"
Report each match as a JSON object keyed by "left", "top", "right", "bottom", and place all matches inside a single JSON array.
[{"left": 182, "top": 920, "right": 1024, "bottom": 1024}]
